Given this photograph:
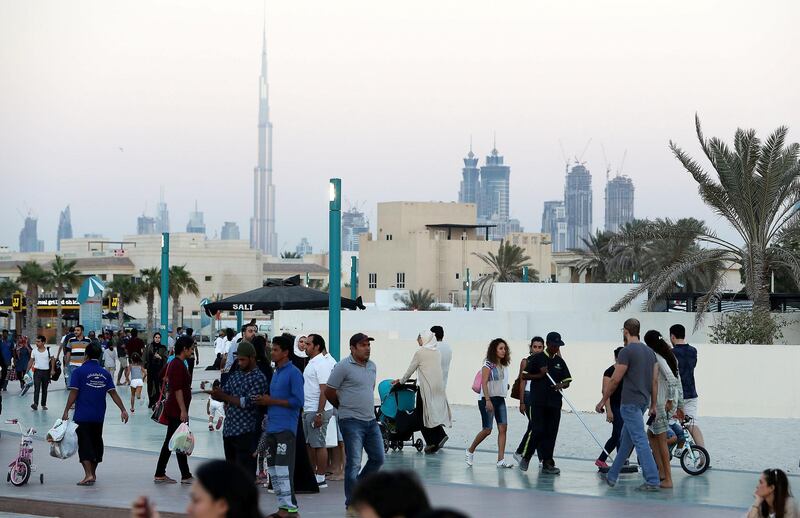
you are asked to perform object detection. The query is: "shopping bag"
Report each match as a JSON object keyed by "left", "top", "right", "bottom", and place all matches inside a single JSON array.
[
  {"left": 168, "top": 422, "right": 195, "bottom": 455},
  {"left": 48, "top": 419, "right": 78, "bottom": 459},
  {"left": 471, "top": 369, "right": 483, "bottom": 394}
]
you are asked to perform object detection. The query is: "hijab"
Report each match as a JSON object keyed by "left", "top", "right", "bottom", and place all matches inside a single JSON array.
[
  {"left": 418, "top": 330, "right": 437, "bottom": 350},
  {"left": 293, "top": 335, "right": 308, "bottom": 358}
]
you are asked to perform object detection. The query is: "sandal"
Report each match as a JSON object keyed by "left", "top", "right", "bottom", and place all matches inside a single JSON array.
[
  {"left": 77, "top": 479, "right": 95, "bottom": 486},
  {"left": 154, "top": 476, "right": 177, "bottom": 484}
]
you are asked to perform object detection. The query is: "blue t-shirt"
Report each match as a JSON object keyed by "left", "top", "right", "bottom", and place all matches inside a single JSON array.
[
  {"left": 266, "top": 362, "right": 304, "bottom": 435},
  {"left": 69, "top": 360, "right": 115, "bottom": 423},
  {"left": 15, "top": 346, "right": 31, "bottom": 372},
  {"left": 0, "top": 339, "right": 13, "bottom": 363}
]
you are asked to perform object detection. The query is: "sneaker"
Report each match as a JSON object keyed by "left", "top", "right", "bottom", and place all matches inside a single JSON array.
[
  {"left": 42, "top": 406, "right": 47, "bottom": 410},
  {"left": 513, "top": 452, "right": 523, "bottom": 464},
  {"left": 497, "top": 458, "right": 514, "bottom": 469},
  {"left": 30, "top": 404, "right": 37, "bottom": 411},
  {"left": 518, "top": 457, "right": 530, "bottom": 472},
  {"left": 209, "top": 425, "right": 214, "bottom": 431},
  {"left": 465, "top": 449, "right": 474, "bottom": 467},
  {"left": 318, "top": 480, "right": 328, "bottom": 489},
  {"left": 437, "top": 435, "right": 449, "bottom": 450},
  {"left": 602, "top": 473, "right": 617, "bottom": 487},
  {"left": 636, "top": 483, "right": 660, "bottom": 492},
  {"left": 595, "top": 459, "right": 609, "bottom": 469},
  {"left": 541, "top": 465, "right": 561, "bottom": 475}
]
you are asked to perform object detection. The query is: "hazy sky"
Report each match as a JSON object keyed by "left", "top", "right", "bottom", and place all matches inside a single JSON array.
[{"left": 2, "top": 0, "right": 799, "bottom": 253}]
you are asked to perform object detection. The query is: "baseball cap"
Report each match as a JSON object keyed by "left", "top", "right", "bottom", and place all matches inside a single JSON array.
[
  {"left": 546, "top": 331, "right": 565, "bottom": 347},
  {"left": 349, "top": 333, "right": 375, "bottom": 347}
]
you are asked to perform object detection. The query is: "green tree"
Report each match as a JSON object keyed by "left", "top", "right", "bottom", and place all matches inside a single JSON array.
[
  {"left": 612, "top": 117, "right": 800, "bottom": 343},
  {"left": 17, "top": 261, "right": 52, "bottom": 340},
  {"left": 168, "top": 265, "right": 200, "bottom": 328},
  {"left": 472, "top": 240, "right": 535, "bottom": 305},
  {"left": 50, "top": 255, "right": 81, "bottom": 343},
  {"left": 280, "top": 251, "right": 301, "bottom": 259},
  {"left": 574, "top": 230, "right": 615, "bottom": 282},
  {"left": 398, "top": 288, "right": 444, "bottom": 311},
  {"left": 107, "top": 275, "right": 143, "bottom": 332},
  {"left": 0, "top": 278, "right": 21, "bottom": 298},
  {"left": 139, "top": 267, "right": 161, "bottom": 338}
]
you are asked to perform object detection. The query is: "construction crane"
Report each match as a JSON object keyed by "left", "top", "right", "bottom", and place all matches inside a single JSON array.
[
  {"left": 558, "top": 139, "right": 570, "bottom": 174},
  {"left": 576, "top": 138, "right": 592, "bottom": 165},
  {"left": 617, "top": 150, "right": 628, "bottom": 177},
  {"left": 600, "top": 143, "right": 612, "bottom": 182}
]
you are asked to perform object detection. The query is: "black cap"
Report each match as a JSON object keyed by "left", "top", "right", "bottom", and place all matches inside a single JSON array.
[
  {"left": 349, "top": 333, "right": 374, "bottom": 347},
  {"left": 546, "top": 331, "right": 564, "bottom": 347}
]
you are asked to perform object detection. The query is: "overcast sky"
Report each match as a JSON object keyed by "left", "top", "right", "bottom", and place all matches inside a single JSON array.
[{"left": 2, "top": 0, "right": 799, "bottom": 253}]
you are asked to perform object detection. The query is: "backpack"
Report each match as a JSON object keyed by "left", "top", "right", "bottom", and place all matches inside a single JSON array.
[{"left": 49, "top": 348, "right": 62, "bottom": 382}]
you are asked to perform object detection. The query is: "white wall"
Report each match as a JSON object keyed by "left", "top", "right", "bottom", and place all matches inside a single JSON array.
[
  {"left": 274, "top": 308, "right": 800, "bottom": 418},
  {"left": 493, "top": 282, "right": 647, "bottom": 312}
]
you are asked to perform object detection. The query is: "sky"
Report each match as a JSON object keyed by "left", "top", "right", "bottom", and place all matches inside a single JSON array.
[{"left": 2, "top": 0, "right": 799, "bottom": 253}]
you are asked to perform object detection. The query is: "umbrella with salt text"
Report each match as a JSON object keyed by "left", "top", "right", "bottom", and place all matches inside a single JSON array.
[{"left": 202, "top": 275, "right": 365, "bottom": 316}]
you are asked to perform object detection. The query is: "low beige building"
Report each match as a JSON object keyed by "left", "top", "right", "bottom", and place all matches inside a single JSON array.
[{"left": 358, "top": 202, "right": 552, "bottom": 305}]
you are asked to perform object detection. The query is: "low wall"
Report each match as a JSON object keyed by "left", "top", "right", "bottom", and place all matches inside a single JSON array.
[{"left": 274, "top": 309, "right": 800, "bottom": 418}]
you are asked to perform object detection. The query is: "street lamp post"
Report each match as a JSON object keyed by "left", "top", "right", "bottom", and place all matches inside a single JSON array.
[
  {"left": 350, "top": 256, "right": 358, "bottom": 300},
  {"left": 466, "top": 268, "right": 471, "bottom": 311},
  {"left": 160, "top": 233, "right": 170, "bottom": 338},
  {"left": 329, "top": 178, "right": 342, "bottom": 360}
]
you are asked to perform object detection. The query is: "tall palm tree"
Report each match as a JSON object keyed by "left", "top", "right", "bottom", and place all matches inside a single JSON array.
[
  {"left": 17, "top": 261, "right": 52, "bottom": 340},
  {"left": 573, "top": 230, "right": 615, "bottom": 283},
  {"left": 139, "top": 267, "right": 161, "bottom": 338},
  {"left": 0, "top": 278, "right": 21, "bottom": 298},
  {"left": 168, "top": 265, "right": 200, "bottom": 329},
  {"left": 280, "top": 251, "right": 301, "bottom": 259},
  {"left": 472, "top": 240, "right": 534, "bottom": 305},
  {"left": 107, "top": 276, "right": 143, "bottom": 332},
  {"left": 612, "top": 117, "right": 800, "bottom": 343},
  {"left": 399, "top": 289, "right": 439, "bottom": 311},
  {"left": 50, "top": 255, "right": 81, "bottom": 343}
]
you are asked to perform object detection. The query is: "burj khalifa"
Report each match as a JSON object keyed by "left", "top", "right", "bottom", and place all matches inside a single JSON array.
[{"left": 250, "top": 20, "right": 277, "bottom": 256}]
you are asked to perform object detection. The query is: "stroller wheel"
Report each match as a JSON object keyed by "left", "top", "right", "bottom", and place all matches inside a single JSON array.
[{"left": 415, "top": 439, "right": 424, "bottom": 452}]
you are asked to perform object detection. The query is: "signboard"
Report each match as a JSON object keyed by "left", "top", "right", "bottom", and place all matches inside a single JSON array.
[
  {"left": 11, "top": 292, "right": 22, "bottom": 312},
  {"left": 110, "top": 296, "right": 119, "bottom": 311},
  {"left": 0, "top": 296, "right": 80, "bottom": 311}
]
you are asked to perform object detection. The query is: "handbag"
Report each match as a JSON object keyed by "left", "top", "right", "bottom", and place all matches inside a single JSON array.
[
  {"left": 150, "top": 363, "right": 171, "bottom": 425},
  {"left": 471, "top": 369, "right": 483, "bottom": 394},
  {"left": 510, "top": 375, "right": 522, "bottom": 400}
]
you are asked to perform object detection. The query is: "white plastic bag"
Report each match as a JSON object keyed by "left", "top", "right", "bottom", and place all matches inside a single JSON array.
[
  {"left": 168, "top": 422, "right": 195, "bottom": 455},
  {"left": 22, "top": 371, "right": 33, "bottom": 386},
  {"left": 48, "top": 420, "right": 78, "bottom": 459}
]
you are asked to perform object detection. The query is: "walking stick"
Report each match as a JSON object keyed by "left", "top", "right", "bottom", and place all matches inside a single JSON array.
[{"left": 546, "top": 373, "right": 614, "bottom": 463}]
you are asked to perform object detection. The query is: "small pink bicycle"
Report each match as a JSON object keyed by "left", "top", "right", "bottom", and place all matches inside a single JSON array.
[{"left": 5, "top": 419, "right": 43, "bottom": 486}]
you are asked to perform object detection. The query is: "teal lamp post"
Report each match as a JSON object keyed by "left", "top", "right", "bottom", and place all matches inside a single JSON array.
[
  {"left": 160, "top": 233, "right": 170, "bottom": 338},
  {"left": 350, "top": 256, "right": 358, "bottom": 300},
  {"left": 329, "top": 178, "right": 342, "bottom": 360}
]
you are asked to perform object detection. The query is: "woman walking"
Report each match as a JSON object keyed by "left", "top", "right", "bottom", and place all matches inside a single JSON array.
[
  {"left": 466, "top": 338, "right": 513, "bottom": 468},
  {"left": 14, "top": 336, "right": 31, "bottom": 390},
  {"left": 28, "top": 335, "right": 54, "bottom": 411},
  {"left": 393, "top": 330, "right": 452, "bottom": 453},
  {"left": 514, "top": 337, "right": 544, "bottom": 463},
  {"left": 643, "top": 330, "right": 682, "bottom": 488},
  {"left": 143, "top": 332, "right": 167, "bottom": 409},
  {"left": 595, "top": 346, "right": 624, "bottom": 469},
  {"left": 747, "top": 468, "right": 799, "bottom": 517}
]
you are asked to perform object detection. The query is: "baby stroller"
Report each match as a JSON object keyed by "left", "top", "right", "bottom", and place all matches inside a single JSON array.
[{"left": 375, "top": 379, "right": 424, "bottom": 453}]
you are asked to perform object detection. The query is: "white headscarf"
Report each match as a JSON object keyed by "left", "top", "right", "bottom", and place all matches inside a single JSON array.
[
  {"left": 418, "top": 330, "right": 437, "bottom": 350},
  {"left": 293, "top": 335, "right": 308, "bottom": 358}
]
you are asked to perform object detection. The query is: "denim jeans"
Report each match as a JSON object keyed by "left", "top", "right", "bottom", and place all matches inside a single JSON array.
[
  {"left": 607, "top": 403, "right": 660, "bottom": 485},
  {"left": 339, "top": 418, "right": 384, "bottom": 506}
]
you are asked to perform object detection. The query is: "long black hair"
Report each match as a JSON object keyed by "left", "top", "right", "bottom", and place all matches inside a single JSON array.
[
  {"left": 759, "top": 468, "right": 792, "bottom": 518},
  {"left": 643, "top": 330, "right": 678, "bottom": 377},
  {"left": 195, "top": 460, "right": 262, "bottom": 518}
]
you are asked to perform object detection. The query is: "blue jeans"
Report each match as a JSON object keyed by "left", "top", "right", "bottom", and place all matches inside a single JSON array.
[
  {"left": 607, "top": 403, "right": 660, "bottom": 486},
  {"left": 65, "top": 364, "right": 75, "bottom": 387},
  {"left": 339, "top": 418, "right": 384, "bottom": 506}
]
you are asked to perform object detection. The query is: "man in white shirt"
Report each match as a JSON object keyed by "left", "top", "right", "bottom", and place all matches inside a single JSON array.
[
  {"left": 303, "top": 333, "right": 336, "bottom": 489},
  {"left": 213, "top": 330, "right": 228, "bottom": 369},
  {"left": 431, "top": 325, "right": 452, "bottom": 389}
]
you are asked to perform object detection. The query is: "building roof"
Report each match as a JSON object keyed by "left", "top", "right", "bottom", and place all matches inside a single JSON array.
[
  {"left": 425, "top": 223, "right": 497, "bottom": 229},
  {"left": 0, "top": 256, "right": 135, "bottom": 272},
  {"left": 262, "top": 262, "right": 329, "bottom": 274}
]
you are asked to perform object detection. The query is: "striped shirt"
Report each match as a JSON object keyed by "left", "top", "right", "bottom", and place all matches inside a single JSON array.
[{"left": 66, "top": 337, "right": 90, "bottom": 367}]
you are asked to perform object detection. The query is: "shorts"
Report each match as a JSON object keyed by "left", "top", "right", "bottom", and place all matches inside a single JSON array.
[
  {"left": 331, "top": 409, "right": 343, "bottom": 443},
  {"left": 76, "top": 422, "right": 104, "bottom": 464},
  {"left": 478, "top": 396, "right": 507, "bottom": 429},
  {"left": 118, "top": 357, "right": 129, "bottom": 368},
  {"left": 683, "top": 398, "right": 699, "bottom": 421},
  {"left": 302, "top": 409, "right": 333, "bottom": 448},
  {"left": 130, "top": 379, "right": 144, "bottom": 389}
]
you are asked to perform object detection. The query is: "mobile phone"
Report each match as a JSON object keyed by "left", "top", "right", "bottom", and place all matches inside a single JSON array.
[{"left": 646, "top": 413, "right": 656, "bottom": 426}]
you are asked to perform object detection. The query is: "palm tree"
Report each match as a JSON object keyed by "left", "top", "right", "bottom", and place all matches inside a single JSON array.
[
  {"left": 17, "top": 261, "right": 52, "bottom": 340},
  {"left": 139, "top": 267, "right": 160, "bottom": 338},
  {"left": 399, "top": 289, "right": 439, "bottom": 311},
  {"left": 168, "top": 265, "right": 200, "bottom": 329},
  {"left": 612, "top": 117, "right": 800, "bottom": 343},
  {"left": 107, "top": 276, "right": 143, "bottom": 332},
  {"left": 472, "top": 240, "right": 535, "bottom": 305},
  {"left": 281, "top": 251, "right": 301, "bottom": 259},
  {"left": 573, "top": 230, "right": 615, "bottom": 282},
  {"left": 0, "top": 278, "right": 21, "bottom": 298},
  {"left": 50, "top": 255, "right": 81, "bottom": 343}
]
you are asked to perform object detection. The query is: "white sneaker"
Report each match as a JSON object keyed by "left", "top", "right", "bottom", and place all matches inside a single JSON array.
[
  {"left": 513, "top": 452, "right": 523, "bottom": 464},
  {"left": 497, "top": 458, "right": 515, "bottom": 468},
  {"left": 465, "top": 449, "right": 474, "bottom": 466}
]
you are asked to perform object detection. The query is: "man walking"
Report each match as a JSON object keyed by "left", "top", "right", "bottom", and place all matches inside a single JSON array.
[
  {"left": 61, "top": 343, "right": 129, "bottom": 485},
  {"left": 221, "top": 323, "right": 256, "bottom": 385},
  {"left": 430, "top": 326, "right": 451, "bottom": 389},
  {"left": 257, "top": 334, "right": 304, "bottom": 517},
  {"left": 670, "top": 324, "right": 704, "bottom": 448},
  {"left": 0, "top": 329, "right": 13, "bottom": 391},
  {"left": 519, "top": 332, "right": 571, "bottom": 474},
  {"left": 325, "top": 333, "right": 384, "bottom": 511},
  {"left": 115, "top": 330, "right": 130, "bottom": 385},
  {"left": 64, "top": 324, "right": 91, "bottom": 386},
  {"left": 596, "top": 318, "right": 660, "bottom": 491},
  {"left": 210, "top": 340, "right": 268, "bottom": 480},
  {"left": 304, "top": 333, "right": 336, "bottom": 488}
]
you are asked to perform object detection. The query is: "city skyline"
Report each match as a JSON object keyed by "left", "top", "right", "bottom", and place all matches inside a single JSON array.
[{"left": 2, "top": 1, "right": 798, "bottom": 252}]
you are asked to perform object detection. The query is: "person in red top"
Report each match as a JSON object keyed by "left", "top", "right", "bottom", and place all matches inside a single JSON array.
[
  {"left": 153, "top": 337, "right": 193, "bottom": 484},
  {"left": 126, "top": 329, "right": 145, "bottom": 359}
]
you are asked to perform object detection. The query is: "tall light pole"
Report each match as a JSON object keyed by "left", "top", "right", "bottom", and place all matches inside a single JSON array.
[
  {"left": 350, "top": 256, "right": 358, "bottom": 300},
  {"left": 466, "top": 268, "right": 471, "bottom": 311},
  {"left": 160, "top": 233, "right": 170, "bottom": 338},
  {"left": 329, "top": 178, "right": 342, "bottom": 360}
]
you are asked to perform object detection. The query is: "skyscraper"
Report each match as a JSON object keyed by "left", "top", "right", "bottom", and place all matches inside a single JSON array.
[
  {"left": 342, "top": 207, "right": 370, "bottom": 252},
  {"left": 542, "top": 200, "right": 567, "bottom": 252},
  {"left": 57, "top": 205, "right": 73, "bottom": 250},
  {"left": 295, "top": 237, "right": 313, "bottom": 256},
  {"left": 458, "top": 142, "right": 480, "bottom": 205},
  {"left": 19, "top": 216, "right": 43, "bottom": 252},
  {"left": 565, "top": 163, "right": 593, "bottom": 250},
  {"left": 605, "top": 175, "right": 635, "bottom": 232},
  {"left": 221, "top": 222, "right": 240, "bottom": 240},
  {"left": 156, "top": 187, "right": 170, "bottom": 234},
  {"left": 250, "top": 20, "right": 277, "bottom": 256},
  {"left": 478, "top": 145, "right": 510, "bottom": 223},
  {"left": 186, "top": 201, "right": 206, "bottom": 235},
  {"left": 137, "top": 215, "right": 157, "bottom": 235}
]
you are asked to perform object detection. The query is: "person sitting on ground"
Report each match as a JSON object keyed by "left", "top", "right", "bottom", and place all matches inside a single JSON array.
[
  {"left": 132, "top": 459, "right": 263, "bottom": 518},
  {"left": 747, "top": 468, "right": 799, "bottom": 518},
  {"left": 351, "top": 470, "right": 431, "bottom": 518}
]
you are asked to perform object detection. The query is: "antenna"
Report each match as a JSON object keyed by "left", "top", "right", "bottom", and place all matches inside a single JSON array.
[{"left": 577, "top": 138, "right": 592, "bottom": 165}]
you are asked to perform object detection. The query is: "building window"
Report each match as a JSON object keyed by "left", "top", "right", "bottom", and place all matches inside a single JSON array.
[
  {"left": 368, "top": 273, "right": 377, "bottom": 289},
  {"left": 386, "top": 234, "right": 393, "bottom": 241},
  {"left": 455, "top": 273, "right": 460, "bottom": 280},
  {"left": 396, "top": 272, "right": 405, "bottom": 289},
  {"left": 99, "top": 274, "right": 107, "bottom": 280},
  {"left": 191, "top": 311, "right": 199, "bottom": 316},
  {"left": 205, "top": 275, "right": 212, "bottom": 282}
]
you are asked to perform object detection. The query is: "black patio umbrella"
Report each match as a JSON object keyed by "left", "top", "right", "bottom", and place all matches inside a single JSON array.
[
  {"left": 203, "top": 275, "right": 365, "bottom": 316},
  {"left": 0, "top": 310, "right": 8, "bottom": 318},
  {"left": 102, "top": 311, "right": 136, "bottom": 322}
]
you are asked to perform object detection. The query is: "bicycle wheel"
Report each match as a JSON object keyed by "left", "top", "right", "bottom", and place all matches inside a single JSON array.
[
  {"left": 10, "top": 459, "right": 31, "bottom": 486},
  {"left": 680, "top": 445, "right": 710, "bottom": 476}
]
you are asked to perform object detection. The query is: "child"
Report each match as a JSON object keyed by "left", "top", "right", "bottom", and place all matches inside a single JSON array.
[
  {"left": 128, "top": 353, "right": 146, "bottom": 413},
  {"left": 206, "top": 379, "right": 225, "bottom": 431}
]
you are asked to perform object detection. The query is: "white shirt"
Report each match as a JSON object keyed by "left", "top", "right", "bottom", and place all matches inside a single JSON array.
[
  {"left": 214, "top": 336, "right": 228, "bottom": 355},
  {"left": 437, "top": 340, "right": 452, "bottom": 388},
  {"left": 303, "top": 353, "right": 336, "bottom": 412},
  {"left": 31, "top": 348, "right": 51, "bottom": 370}
]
